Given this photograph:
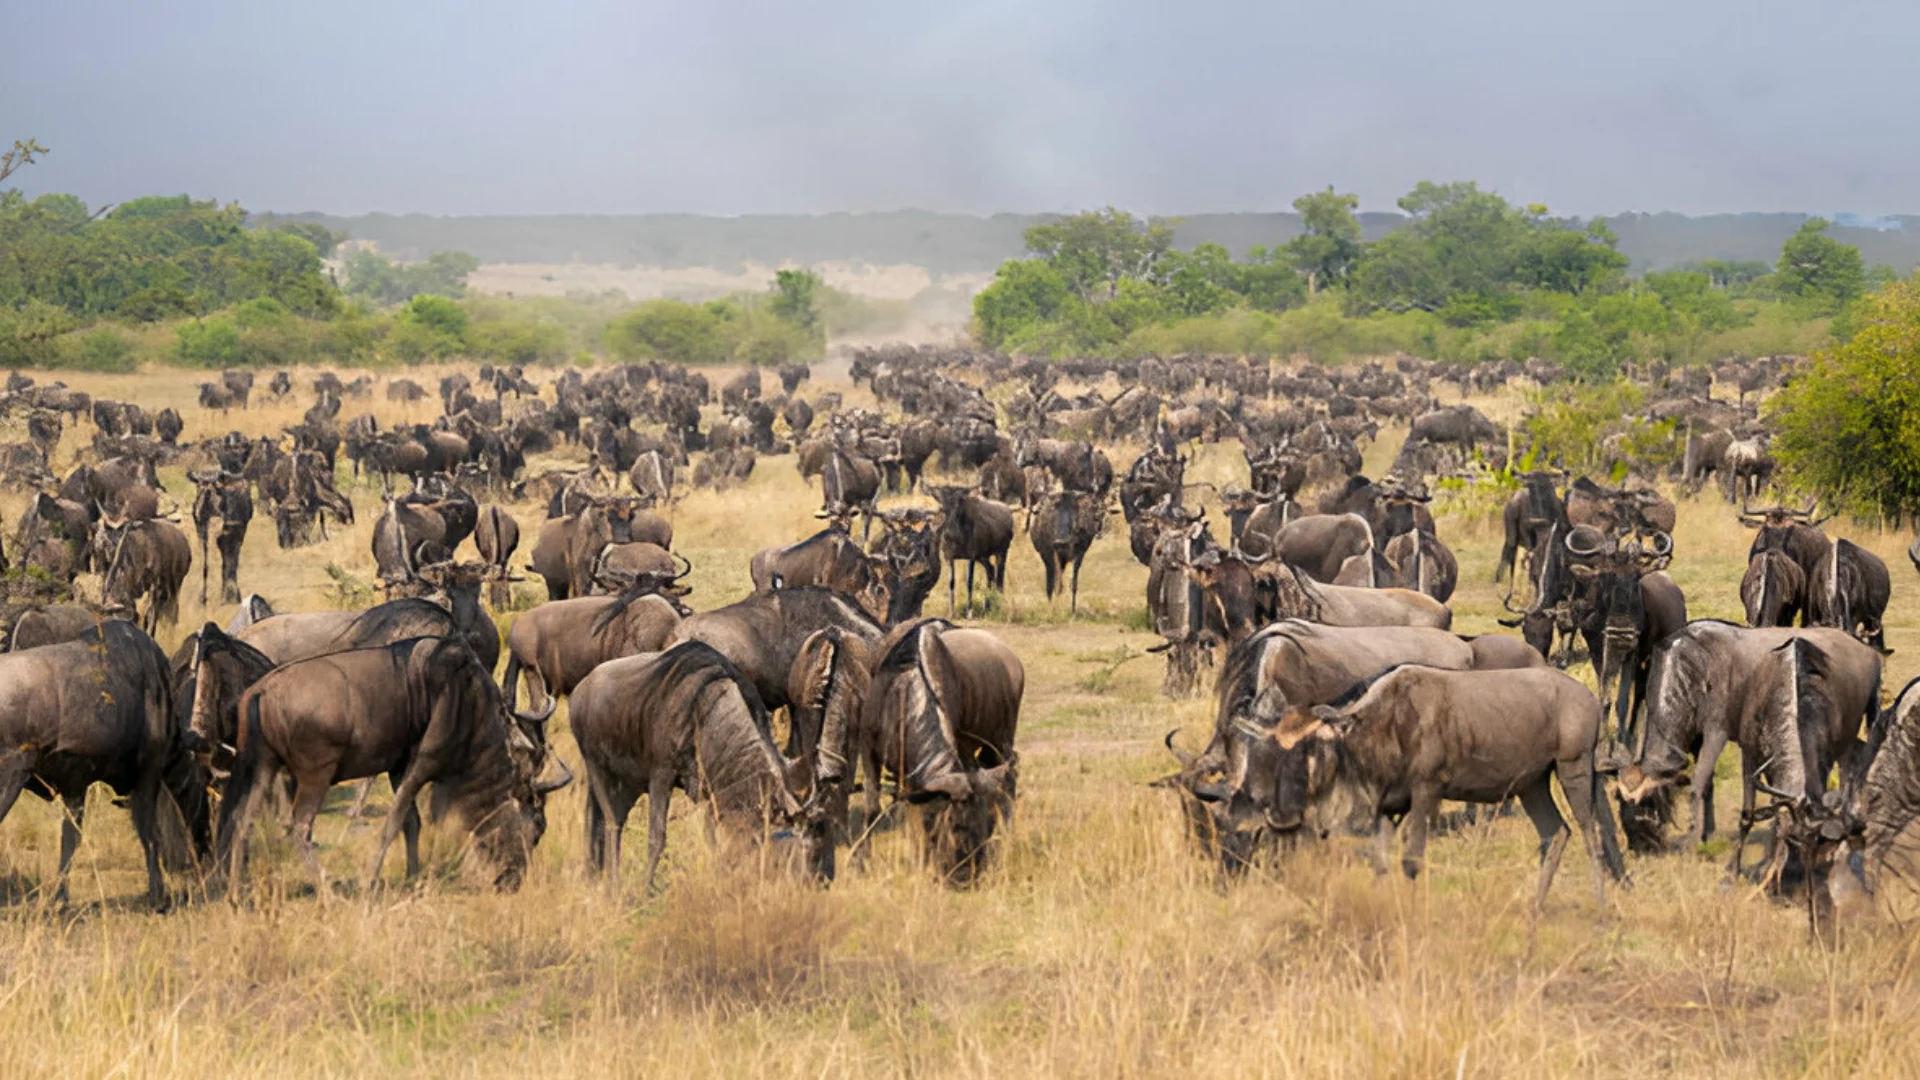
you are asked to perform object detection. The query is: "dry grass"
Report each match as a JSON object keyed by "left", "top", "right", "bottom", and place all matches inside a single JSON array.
[{"left": 0, "top": 364, "right": 1918, "bottom": 1077}]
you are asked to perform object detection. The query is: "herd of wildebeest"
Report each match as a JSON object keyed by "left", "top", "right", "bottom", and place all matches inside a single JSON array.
[{"left": 1, "top": 346, "right": 1918, "bottom": 941}]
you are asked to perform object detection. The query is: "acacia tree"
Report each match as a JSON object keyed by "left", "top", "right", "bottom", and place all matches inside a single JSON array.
[
  {"left": 1770, "top": 280, "right": 1920, "bottom": 520},
  {"left": 1021, "top": 208, "right": 1176, "bottom": 302}
]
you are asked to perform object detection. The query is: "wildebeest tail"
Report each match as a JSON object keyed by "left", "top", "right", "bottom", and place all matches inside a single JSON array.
[
  {"left": 215, "top": 693, "right": 267, "bottom": 874},
  {"left": 1592, "top": 768, "right": 1628, "bottom": 880}
]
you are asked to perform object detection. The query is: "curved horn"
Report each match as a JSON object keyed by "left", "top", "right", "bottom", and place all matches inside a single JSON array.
[
  {"left": 1164, "top": 729, "right": 1197, "bottom": 769},
  {"left": 1647, "top": 531, "right": 1674, "bottom": 559},
  {"left": 514, "top": 692, "right": 558, "bottom": 726},
  {"left": 671, "top": 551, "right": 693, "bottom": 580},
  {"left": 533, "top": 755, "right": 574, "bottom": 795},
  {"left": 1564, "top": 525, "right": 1607, "bottom": 557}
]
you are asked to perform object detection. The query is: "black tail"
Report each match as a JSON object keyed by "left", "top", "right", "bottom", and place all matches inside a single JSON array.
[{"left": 214, "top": 694, "right": 267, "bottom": 881}]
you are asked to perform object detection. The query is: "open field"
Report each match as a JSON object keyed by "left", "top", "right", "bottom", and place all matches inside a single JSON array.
[{"left": 2, "top": 363, "right": 1920, "bottom": 1078}]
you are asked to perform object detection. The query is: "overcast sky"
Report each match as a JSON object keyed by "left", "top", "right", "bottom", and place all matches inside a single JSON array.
[{"left": 7, "top": 0, "right": 1915, "bottom": 217}]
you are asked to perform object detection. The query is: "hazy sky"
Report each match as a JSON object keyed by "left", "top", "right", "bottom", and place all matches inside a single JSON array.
[{"left": 8, "top": 0, "right": 1916, "bottom": 217}]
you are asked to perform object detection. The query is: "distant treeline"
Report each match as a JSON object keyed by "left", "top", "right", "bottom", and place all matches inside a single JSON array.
[{"left": 277, "top": 208, "right": 1920, "bottom": 275}]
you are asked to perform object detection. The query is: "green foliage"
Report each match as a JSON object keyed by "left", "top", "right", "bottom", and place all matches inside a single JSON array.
[
  {"left": 606, "top": 299, "right": 737, "bottom": 365},
  {"left": 175, "top": 317, "right": 244, "bottom": 368},
  {"left": 390, "top": 294, "right": 470, "bottom": 364},
  {"left": 1774, "top": 219, "right": 1865, "bottom": 314},
  {"left": 1284, "top": 187, "right": 1364, "bottom": 292},
  {"left": 343, "top": 249, "right": 479, "bottom": 305},
  {"left": 258, "top": 217, "right": 347, "bottom": 259},
  {"left": 1023, "top": 208, "right": 1177, "bottom": 302},
  {"left": 1771, "top": 281, "right": 1920, "bottom": 520},
  {"left": 1, "top": 138, "right": 49, "bottom": 184},
  {"left": 1520, "top": 382, "right": 1678, "bottom": 474},
  {"left": 65, "top": 327, "right": 137, "bottom": 373},
  {"left": 974, "top": 260, "right": 1073, "bottom": 350},
  {"left": 769, "top": 269, "right": 822, "bottom": 331}
]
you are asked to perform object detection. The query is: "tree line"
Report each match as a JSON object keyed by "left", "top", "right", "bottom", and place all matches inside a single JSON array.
[
  {"left": 972, "top": 182, "right": 1879, "bottom": 375},
  {"left": 1, "top": 145, "right": 831, "bottom": 372}
]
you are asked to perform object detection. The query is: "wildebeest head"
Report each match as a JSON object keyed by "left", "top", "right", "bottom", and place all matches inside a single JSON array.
[{"left": 1272, "top": 704, "right": 1376, "bottom": 840}]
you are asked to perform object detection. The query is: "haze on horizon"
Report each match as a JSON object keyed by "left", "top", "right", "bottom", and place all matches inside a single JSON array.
[{"left": 7, "top": 0, "right": 1917, "bottom": 220}]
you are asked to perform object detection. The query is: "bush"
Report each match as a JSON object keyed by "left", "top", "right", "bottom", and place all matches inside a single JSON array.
[
  {"left": 64, "top": 327, "right": 139, "bottom": 372},
  {"left": 605, "top": 299, "right": 734, "bottom": 365},
  {"left": 176, "top": 317, "right": 244, "bottom": 368}
]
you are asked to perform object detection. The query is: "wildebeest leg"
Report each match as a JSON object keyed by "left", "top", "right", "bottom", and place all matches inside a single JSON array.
[
  {"left": 1041, "top": 552, "right": 1058, "bottom": 603},
  {"left": 285, "top": 772, "right": 333, "bottom": 895},
  {"left": 946, "top": 558, "right": 957, "bottom": 618},
  {"left": 199, "top": 531, "right": 211, "bottom": 607},
  {"left": 55, "top": 790, "right": 86, "bottom": 907},
  {"left": 1557, "top": 757, "right": 1624, "bottom": 902},
  {"left": 1070, "top": 553, "right": 1084, "bottom": 616},
  {"left": 1689, "top": 728, "right": 1729, "bottom": 847},
  {"left": 643, "top": 768, "right": 674, "bottom": 894},
  {"left": 1367, "top": 813, "right": 1397, "bottom": 876},
  {"left": 1516, "top": 781, "right": 1571, "bottom": 914},
  {"left": 390, "top": 769, "right": 422, "bottom": 880},
  {"left": 130, "top": 770, "right": 171, "bottom": 911},
  {"left": 347, "top": 778, "right": 377, "bottom": 819},
  {"left": 1730, "top": 750, "right": 1762, "bottom": 884},
  {"left": 366, "top": 768, "right": 432, "bottom": 890},
  {"left": 1400, "top": 788, "right": 1440, "bottom": 879},
  {"left": 965, "top": 558, "right": 978, "bottom": 617}
]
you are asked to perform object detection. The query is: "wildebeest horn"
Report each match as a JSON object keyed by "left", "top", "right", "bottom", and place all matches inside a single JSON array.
[
  {"left": 1645, "top": 531, "right": 1674, "bottom": 560},
  {"left": 671, "top": 551, "right": 693, "bottom": 579},
  {"left": 533, "top": 755, "right": 574, "bottom": 795},
  {"left": 1564, "top": 525, "right": 1607, "bottom": 557},
  {"left": 514, "top": 692, "right": 557, "bottom": 726},
  {"left": 1164, "top": 729, "right": 1196, "bottom": 769}
]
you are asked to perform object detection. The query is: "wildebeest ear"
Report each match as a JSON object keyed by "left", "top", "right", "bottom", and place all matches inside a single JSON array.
[{"left": 1273, "top": 710, "right": 1325, "bottom": 750}]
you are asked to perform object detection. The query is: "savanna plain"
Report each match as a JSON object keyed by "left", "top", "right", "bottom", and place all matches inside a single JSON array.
[{"left": 2, "top": 360, "right": 1919, "bottom": 1080}]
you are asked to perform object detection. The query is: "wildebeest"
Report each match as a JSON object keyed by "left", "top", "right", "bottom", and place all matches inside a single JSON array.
[
  {"left": 191, "top": 470, "right": 253, "bottom": 606},
  {"left": 1274, "top": 665, "right": 1625, "bottom": 909},
  {"left": 1165, "top": 620, "right": 1538, "bottom": 871},
  {"left": 473, "top": 505, "right": 521, "bottom": 610},
  {"left": 9, "top": 604, "right": 104, "bottom": 651},
  {"left": 629, "top": 449, "right": 674, "bottom": 506},
  {"left": 929, "top": 484, "right": 1014, "bottom": 618},
  {"left": 1619, "top": 621, "right": 1881, "bottom": 865},
  {"left": 236, "top": 571, "right": 499, "bottom": 675},
  {"left": 1028, "top": 489, "right": 1105, "bottom": 614},
  {"left": 217, "top": 636, "right": 569, "bottom": 892},
  {"left": 571, "top": 641, "right": 831, "bottom": 890},
  {"left": 1261, "top": 513, "right": 1375, "bottom": 584},
  {"left": 1742, "top": 548, "right": 1807, "bottom": 628},
  {"left": 95, "top": 517, "right": 192, "bottom": 633},
  {"left": 0, "top": 620, "right": 208, "bottom": 909},
  {"left": 672, "top": 586, "right": 886, "bottom": 740},
  {"left": 1496, "top": 471, "right": 1566, "bottom": 588},
  {"left": 1810, "top": 539, "right": 1891, "bottom": 652},
  {"left": 821, "top": 446, "right": 883, "bottom": 538},
  {"left": 1252, "top": 560, "right": 1452, "bottom": 629},
  {"left": 501, "top": 571, "right": 691, "bottom": 713},
  {"left": 842, "top": 619, "right": 1022, "bottom": 884},
  {"left": 1743, "top": 504, "right": 1830, "bottom": 616}
]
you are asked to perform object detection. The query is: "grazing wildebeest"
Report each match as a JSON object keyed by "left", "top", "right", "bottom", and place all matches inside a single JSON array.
[
  {"left": 929, "top": 484, "right": 1014, "bottom": 618},
  {"left": 1164, "top": 620, "right": 1538, "bottom": 872},
  {"left": 0, "top": 620, "right": 209, "bottom": 909},
  {"left": 474, "top": 505, "right": 521, "bottom": 610},
  {"left": 1810, "top": 539, "right": 1891, "bottom": 652},
  {"left": 842, "top": 619, "right": 1022, "bottom": 884},
  {"left": 671, "top": 586, "right": 886, "bottom": 738},
  {"left": 191, "top": 470, "right": 253, "bottom": 606},
  {"left": 501, "top": 570, "right": 691, "bottom": 713},
  {"left": 176, "top": 622, "right": 278, "bottom": 775},
  {"left": 571, "top": 641, "right": 832, "bottom": 891},
  {"left": 1619, "top": 621, "right": 1881, "bottom": 865},
  {"left": 1274, "top": 665, "right": 1625, "bottom": 910},
  {"left": 1028, "top": 489, "right": 1105, "bottom": 614},
  {"left": 217, "top": 636, "right": 569, "bottom": 892},
  {"left": 95, "top": 517, "right": 192, "bottom": 633}
]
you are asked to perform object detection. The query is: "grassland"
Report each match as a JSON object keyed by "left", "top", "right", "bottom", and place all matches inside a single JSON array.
[{"left": 0, "top": 362, "right": 1918, "bottom": 1078}]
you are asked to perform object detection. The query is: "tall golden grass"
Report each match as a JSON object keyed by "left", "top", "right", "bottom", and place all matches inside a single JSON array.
[{"left": 0, "top": 363, "right": 1916, "bottom": 1077}]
